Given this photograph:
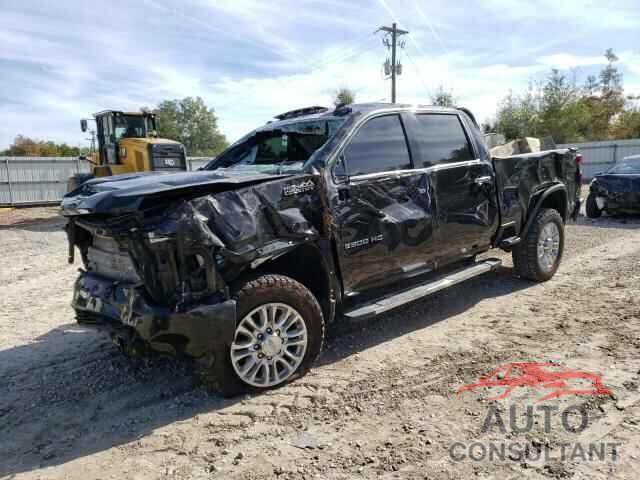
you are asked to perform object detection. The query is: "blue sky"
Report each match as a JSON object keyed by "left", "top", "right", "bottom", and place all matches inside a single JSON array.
[{"left": 1, "top": 0, "right": 639, "bottom": 150}]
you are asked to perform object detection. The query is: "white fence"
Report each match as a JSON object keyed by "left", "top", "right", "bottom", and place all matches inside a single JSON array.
[
  {"left": 0, "top": 156, "right": 211, "bottom": 206},
  {"left": 2, "top": 140, "right": 640, "bottom": 206},
  {"left": 558, "top": 138, "right": 640, "bottom": 180}
]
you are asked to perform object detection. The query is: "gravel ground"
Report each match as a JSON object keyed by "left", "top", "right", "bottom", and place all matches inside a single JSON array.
[{"left": 1, "top": 204, "right": 639, "bottom": 480}]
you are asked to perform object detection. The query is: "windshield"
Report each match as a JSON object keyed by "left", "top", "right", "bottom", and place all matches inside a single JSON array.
[
  {"left": 206, "top": 118, "right": 345, "bottom": 174},
  {"left": 607, "top": 158, "right": 640, "bottom": 174},
  {"left": 114, "top": 115, "right": 147, "bottom": 140}
]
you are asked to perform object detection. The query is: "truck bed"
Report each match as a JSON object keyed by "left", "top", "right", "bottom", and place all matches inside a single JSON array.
[{"left": 492, "top": 149, "right": 581, "bottom": 230}]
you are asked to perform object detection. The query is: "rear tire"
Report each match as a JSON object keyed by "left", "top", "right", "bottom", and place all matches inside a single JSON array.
[
  {"left": 203, "top": 274, "right": 324, "bottom": 397},
  {"left": 585, "top": 192, "right": 603, "bottom": 218},
  {"left": 512, "top": 208, "right": 564, "bottom": 282}
]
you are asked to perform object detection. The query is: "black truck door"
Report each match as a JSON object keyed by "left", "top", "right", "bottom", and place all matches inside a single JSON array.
[
  {"left": 413, "top": 113, "right": 498, "bottom": 262},
  {"left": 333, "top": 114, "right": 436, "bottom": 296}
]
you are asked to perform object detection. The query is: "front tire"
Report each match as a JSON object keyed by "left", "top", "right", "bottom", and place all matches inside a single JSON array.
[
  {"left": 512, "top": 208, "right": 564, "bottom": 282},
  {"left": 204, "top": 274, "right": 324, "bottom": 396},
  {"left": 585, "top": 192, "right": 603, "bottom": 218}
]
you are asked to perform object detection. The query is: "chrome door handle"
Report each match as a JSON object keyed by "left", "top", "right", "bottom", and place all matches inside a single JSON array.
[{"left": 474, "top": 175, "right": 492, "bottom": 185}]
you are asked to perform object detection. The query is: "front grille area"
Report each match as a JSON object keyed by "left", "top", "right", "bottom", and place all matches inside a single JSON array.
[
  {"left": 87, "top": 236, "right": 140, "bottom": 283},
  {"left": 151, "top": 143, "right": 185, "bottom": 170}
]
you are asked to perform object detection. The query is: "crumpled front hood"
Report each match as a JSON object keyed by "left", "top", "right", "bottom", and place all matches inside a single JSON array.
[
  {"left": 61, "top": 170, "right": 289, "bottom": 216},
  {"left": 594, "top": 174, "right": 640, "bottom": 194}
]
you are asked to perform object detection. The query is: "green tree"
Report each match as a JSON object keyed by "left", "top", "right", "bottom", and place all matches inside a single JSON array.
[
  {"left": 535, "top": 69, "right": 596, "bottom": 143},
  {"left": 492, "top": 49, "right": 636, "bottom": 143},
  {"left": 155, "top": 97, "right": 228, "bottom": 156},
  {"left": 594, "top": 48, "right": 625, "bottom": 138},
  {"left": 4, "top": 135, "right": 38, "bottom": 155},
  {"left": 3, "top": 135, "right": 80, "bottom": 156},
  {"left": 610, "top": 108, "right": 640, "bottom": 139},
  {"left": 333, "top": 87, "right": 356, "bottom": 106},
  {"left": 494, "top": 89, "right": 540, "bottom": 141},
  {"left": 583, "top": 75, "right": 599, "bottom": 97},
  {"left": 58, "top": 143, "right": 80, "bottom": 156},
  {"left": 481, "top": 121, "right": 496, "bottom": 134},
  {"left": 430, "top": 85, "right": 456, "bottom": 107}
]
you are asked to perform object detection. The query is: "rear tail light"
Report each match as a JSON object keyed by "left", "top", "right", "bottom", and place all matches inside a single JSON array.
[{"left": 576, "top": 153, "right": 583, "bottom": 184}]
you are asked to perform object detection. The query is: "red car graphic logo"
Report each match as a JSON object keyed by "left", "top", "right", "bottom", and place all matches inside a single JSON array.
[{"left": 456, "top": 362, "right": 611, "bottom": 402}]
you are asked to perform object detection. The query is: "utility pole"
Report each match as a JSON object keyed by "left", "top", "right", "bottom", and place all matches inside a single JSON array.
[{"left": 378, "top": 23, "right": 408, "bottom": 103}]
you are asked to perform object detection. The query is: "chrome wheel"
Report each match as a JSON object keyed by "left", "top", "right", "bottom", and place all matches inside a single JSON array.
[
  {"left": 537, "top": 222, "right": 560, "bottom": 272},
  {"left": 230, "top": 302, "right": 308, "bottom": 388}
]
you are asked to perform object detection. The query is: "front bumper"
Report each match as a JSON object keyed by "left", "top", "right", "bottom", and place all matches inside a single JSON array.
[
  {"left": 72, "top": 272, "right": 236, "bottom": 359},
  {"left": 605, "top": 192, "right": 640, "bottom": 212},
  {"left": 590, "top": 181, "right": 640, "bottom": 213}
]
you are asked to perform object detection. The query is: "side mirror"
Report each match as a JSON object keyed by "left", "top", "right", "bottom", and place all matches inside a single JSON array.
[
  {"left": 333, "top": 153, "right": 349, "bottom": 183},
  {"left": 80, "top": 119, "right": 88, "bottom": 132}
]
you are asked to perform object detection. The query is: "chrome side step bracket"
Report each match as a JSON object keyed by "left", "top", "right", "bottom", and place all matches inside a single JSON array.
[{"left": 343, "top": 259, "right": 502, "bottom": 320}]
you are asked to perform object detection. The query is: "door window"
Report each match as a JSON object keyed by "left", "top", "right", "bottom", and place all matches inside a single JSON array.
[
  {"left": 344, "top": 115, "right": 411, "bottom": 176},
  {"left": 415, "top": 114, "right": 473, "bottom": 167}
]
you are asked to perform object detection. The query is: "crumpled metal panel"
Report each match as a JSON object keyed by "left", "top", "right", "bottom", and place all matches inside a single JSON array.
[
  {"left": 492, "top": 149, "right": 579, "bottom": 228},
  {"left": 170, "top": 174, "right": 322, "bottom": 259},
  {"left": 331, "top": 171, "right": 436, "bottom": 293},
  {"left": 73, "top": 273, "right": 236, "bottom": 358},
  {"left": 61, "top": 170, "right": 289, "bottom": 216}
]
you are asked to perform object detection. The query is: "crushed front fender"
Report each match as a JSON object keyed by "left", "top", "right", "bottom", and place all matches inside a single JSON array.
[{"left": 73, "top": 273, "right": 236, "bottom": 359}]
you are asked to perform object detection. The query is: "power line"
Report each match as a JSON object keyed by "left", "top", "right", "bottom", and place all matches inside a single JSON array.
[
  {"left": 304, "top": 35, "right": 380, "bottom": 72},
  {"left": 266, "top": 37, "right": 382, "bottom": 106},
  {"left": 409, "top": 0, "right": 449, "bottom": 55},
  {"left": 403, "top": 48, "right": 433, "bottom": 99}
]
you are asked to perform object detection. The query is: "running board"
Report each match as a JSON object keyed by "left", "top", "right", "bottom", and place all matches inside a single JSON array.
[{"left": 343, "top": 259, "right": 502, "bottom": 320}]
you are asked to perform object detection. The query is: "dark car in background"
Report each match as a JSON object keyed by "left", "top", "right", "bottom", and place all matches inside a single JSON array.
[{"left": 586, "top": 155, "right": 640, "bottom": 217}]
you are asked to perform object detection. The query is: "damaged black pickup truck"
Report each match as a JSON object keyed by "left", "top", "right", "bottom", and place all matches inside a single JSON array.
[{"left": 61, "top": 103, "right": 581, "bottom": 393}]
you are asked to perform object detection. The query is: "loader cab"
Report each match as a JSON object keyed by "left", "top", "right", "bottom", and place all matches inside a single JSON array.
[{"left": 83, "top": 110, "right": 186, "bottom": 177}]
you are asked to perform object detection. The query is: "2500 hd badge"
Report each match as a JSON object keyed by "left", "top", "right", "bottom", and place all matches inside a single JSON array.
[{"left": 344, "top": 234, "right": 384, "bottom": 250}]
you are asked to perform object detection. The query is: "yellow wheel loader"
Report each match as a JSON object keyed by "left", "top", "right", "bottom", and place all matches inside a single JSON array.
[{"left": 67, "top": 110, "right": 187, "bottom": 191}]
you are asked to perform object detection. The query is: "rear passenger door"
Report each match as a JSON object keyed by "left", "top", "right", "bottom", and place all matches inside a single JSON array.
[
  {"left": 333, "top": 114, "right": 436, "bottom": 295},
  {"left": 412, "top": 113, "right": 498, "bottom": 262}
]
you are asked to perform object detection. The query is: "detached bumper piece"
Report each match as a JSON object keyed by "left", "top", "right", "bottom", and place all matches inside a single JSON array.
[{"left": 73, "top": 273, "right": 236, "bottom": 359}]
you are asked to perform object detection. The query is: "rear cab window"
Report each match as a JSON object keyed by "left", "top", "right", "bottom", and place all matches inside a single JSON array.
[
  {"left": 414, "top": 114, "right": 474, "bottom": 167},
  {"left": 343, "top": 114, "right": 412, "bottom": 176}
]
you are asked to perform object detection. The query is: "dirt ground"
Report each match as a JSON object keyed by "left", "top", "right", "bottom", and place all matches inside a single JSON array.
[{"left": 1, "top": 204, "right": 639, "bottom": 480}]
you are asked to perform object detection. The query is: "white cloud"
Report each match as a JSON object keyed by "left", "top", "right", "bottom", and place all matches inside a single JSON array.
[
  {"left": 480, "top": 0, "right": 640, "bottom": 29},
  {"left": 537, "top": 54, "right": 607, "bottom": 70},
  {"left": 619, "top": 50, "right": 640, "bottom": 77}
]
